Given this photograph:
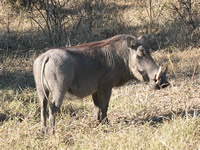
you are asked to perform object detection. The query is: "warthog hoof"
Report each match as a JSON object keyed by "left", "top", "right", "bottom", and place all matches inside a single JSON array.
[
  {"left": 48, "top": 127, "right": 55, "bottom": 135},
  {"left": 101, "top": 117, "right": 109, "bottom": 124},
  {"left": 40, "top": 126, "right": 47, "bottom": 134}
]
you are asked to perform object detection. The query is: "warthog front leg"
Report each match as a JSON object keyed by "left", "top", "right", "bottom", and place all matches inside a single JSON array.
[
  {"left": 92, "top": 88, "right": 112, "bottom": 122},
  {"left": 92, "top": 96, "right": 101, "bottom": 120}
]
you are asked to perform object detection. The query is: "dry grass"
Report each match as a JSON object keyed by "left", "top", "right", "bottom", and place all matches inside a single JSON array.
[
  {"left": 0, "top": 0, "right": 200, "bottom": 149},
  {"left": 0, "top": 48, "right": 200, "bottom": 149}
]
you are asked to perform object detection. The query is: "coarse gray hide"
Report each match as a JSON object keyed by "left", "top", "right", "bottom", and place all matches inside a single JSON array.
[{"left": 33, "top": 34, "right": 169, "bottom": 133}]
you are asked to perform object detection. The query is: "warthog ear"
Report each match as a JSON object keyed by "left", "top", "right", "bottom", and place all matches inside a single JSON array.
[{"left": 127, "top": 36, "right": 137, "bottom": 48}]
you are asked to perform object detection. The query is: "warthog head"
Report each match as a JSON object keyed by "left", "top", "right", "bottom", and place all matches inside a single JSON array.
[{"left": 128, "top": 38, "right": 169, "bottom": 90}]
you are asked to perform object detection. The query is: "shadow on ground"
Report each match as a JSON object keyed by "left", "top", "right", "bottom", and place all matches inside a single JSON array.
[
  {"left": 0, "top": 71, "right": 35, "bottom": 90},
  {"left": 117, "top": 108, "right": 200, "bottom": 126}
]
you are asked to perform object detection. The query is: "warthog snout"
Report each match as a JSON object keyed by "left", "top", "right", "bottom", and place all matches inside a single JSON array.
[{"left": 150, "top": 66, "right": 169, "bottom": 90}]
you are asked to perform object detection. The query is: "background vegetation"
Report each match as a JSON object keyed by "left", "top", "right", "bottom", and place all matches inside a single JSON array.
[
  {"left": 0, "top": 0, "right": 200, "bottom": 149},
  {"left": 1, "top": 0, "right": 199, "bottom": 50}
]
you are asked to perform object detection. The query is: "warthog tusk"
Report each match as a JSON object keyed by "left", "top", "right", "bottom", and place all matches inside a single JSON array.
[{"left": 156, "top": 66, "right": 162, "bottom": 84}]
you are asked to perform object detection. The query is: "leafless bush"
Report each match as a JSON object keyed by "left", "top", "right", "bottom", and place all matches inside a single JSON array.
[
  {"left": 135, "top": 0, "right": 167, "bottom": 34},
  {"left": 29, "top": 0, "right": 73, "bottom": 47},
  {"left": 1, "top": 0, "right": 199, "bottom": 50},
  {"left": 170, "top": 0, "right": 198, "bottom": 30},
  {"left": 28, "top": 0, "right": 122, "bottom": 47},
  {"left": 69, "top": 0, "right": 124, "bottom": 43}
]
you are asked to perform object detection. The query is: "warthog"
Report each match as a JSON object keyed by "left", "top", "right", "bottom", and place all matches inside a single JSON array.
[{"left": 33, "top": 34, "right": 169, "bottom": 133}]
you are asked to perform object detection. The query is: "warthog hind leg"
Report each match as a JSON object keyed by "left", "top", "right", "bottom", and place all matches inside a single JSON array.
[
  {"left": 49, "top": 89, "right": 65, "bottom": 134},
  {"left": 37, "top": 88, "right": 49, "bottom": 133}
]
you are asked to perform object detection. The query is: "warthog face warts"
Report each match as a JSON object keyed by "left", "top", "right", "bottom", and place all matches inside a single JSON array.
[{"left": 130, "top": 45, "right": 169, "bottom": 90}]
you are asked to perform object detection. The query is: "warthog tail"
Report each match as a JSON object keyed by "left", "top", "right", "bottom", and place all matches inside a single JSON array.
[{"left": 41, "top": 56, "right": 53, "bottom": 108}]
